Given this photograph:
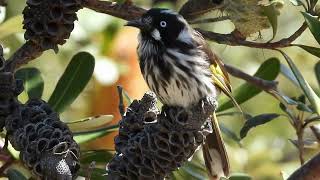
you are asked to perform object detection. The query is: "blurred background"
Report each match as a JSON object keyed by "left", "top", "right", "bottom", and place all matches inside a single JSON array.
[{"left": 1, "top": 0, "right": 320, "bottom": 179}]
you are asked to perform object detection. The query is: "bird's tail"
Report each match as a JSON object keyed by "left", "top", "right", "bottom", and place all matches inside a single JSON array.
[{"left": 202, "top": 112, "right": 229, "bottom": 180}]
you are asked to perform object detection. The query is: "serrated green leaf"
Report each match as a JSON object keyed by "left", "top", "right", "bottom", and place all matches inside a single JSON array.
[
  {"left": 67, "top": 115, "right": 114, "bottom": 133},
  {"left": 302, "top": 12, "right": 320, "bottom": 45},
  {"left": 315, "top": 61, "right": 320, "bottom": 87},
  {"left": 240, "top": 113, "right": 280, "bottom": 139},
  {"left": 295, "top": 45, "right": 320, "bottom": 59},
  {"left": 74, "top": 125, "right": 118, "bottom": 144},
  {"left": 218, "top": 58, "right": 280, "bottom": 112},
  {"left": 280, "top": 51, "right": 320, "bottom": 115},
  {"left": 0, "top": 15, "right": 23, "bottom": 39},
  {"left": 81, "top": 150, "right": 114, "bottom": 164},
  {"left": 280, "top": 63, "right": 299, "bottom": 86},
  {"left": 48, "top": 52, "right": 95, "bottom": 113},
  {"left": 6, "top": 169, "right": 27, "bottom": 180},
  {"left": 15, "top": 68, "right": 44, "bottom": 99}
]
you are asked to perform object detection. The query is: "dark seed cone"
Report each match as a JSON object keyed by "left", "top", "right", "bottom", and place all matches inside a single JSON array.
[
  {"left": 107, "top": 92, "right": 216, "bottom": 179},
  {"left": 0, "top": 71, "right": 23, "bottom": 131},
  {"left": 22, "top": 0, "right": 82, "bottom": 52},
  {"left": 6, "top": 99, "right": 80, "bottom": 179}
]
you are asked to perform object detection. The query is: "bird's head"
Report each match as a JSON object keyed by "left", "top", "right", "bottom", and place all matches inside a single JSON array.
[{"left": 126, "top": 8, "right": 192, "bottom": 46}]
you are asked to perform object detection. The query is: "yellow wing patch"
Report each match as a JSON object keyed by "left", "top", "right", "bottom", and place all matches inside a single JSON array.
[{"left": 210, "top": 64, "right": 242, "bottom": 113}]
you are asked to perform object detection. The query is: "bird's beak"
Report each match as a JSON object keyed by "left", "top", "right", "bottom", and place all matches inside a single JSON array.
[{"left": 126, "top": 18, "right": 147, "bottom": 30}]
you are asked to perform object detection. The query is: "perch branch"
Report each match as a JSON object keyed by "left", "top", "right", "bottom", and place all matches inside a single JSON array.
[
  {"left": 288, "top": 152, "right": 320, "bottom": 180},
  {"left": 82, "top": 0, "right": 145, "bottom": 21},
  {"left": 5, "top": 41, "right": 43, "bottom": 72},
  {"left": 224, "top": 64, "right": 278, "bottom": 92}
]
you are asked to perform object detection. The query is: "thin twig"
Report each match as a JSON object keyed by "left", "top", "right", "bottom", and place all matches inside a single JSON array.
[
  {"left": 197, "top": 22, "right": 308, "bottom": 49},
  {"left": 224, "top": 64, "right": 278, "bottom": 91},
  {"left": 117, "top": 85, "right": 125, "bottom": 118},
  {"left": 297, "top": 128, "right": 305, "bottom": 165},
  {"left": 82, "top": 0, "right": 145, "bottom": 21},
  {"left": 310, "top": 125, "right": 320, "bottom": 142},
  {"left": 303, "top": 116, "right": 320, "bottom": 128}
]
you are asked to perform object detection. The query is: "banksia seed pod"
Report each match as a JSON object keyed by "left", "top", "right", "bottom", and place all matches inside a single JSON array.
[
  {"left": 0, "top": 71, "right": 23, "bottom": 131},
  {"left": 107, "top": 92, "right": 216, "bottom": 179},
  {"left": 22, "top": 0, "right": 82, "bottom": 52},
  {"left": 6, "top": 99, "right": 80, "bottom": 179}
]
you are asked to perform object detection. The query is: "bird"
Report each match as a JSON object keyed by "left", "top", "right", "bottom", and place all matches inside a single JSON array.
[{"left": 126, "top": 8, "right": 237, "bottom": 179}]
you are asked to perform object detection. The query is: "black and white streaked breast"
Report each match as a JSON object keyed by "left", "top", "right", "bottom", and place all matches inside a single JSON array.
[{"left": 136, "top": 10, "right": 218, "bottom": 108}]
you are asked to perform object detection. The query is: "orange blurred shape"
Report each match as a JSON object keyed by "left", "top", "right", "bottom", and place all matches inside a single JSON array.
[{"left": 88, "top": 28, "right": 149, "bottom": 149}]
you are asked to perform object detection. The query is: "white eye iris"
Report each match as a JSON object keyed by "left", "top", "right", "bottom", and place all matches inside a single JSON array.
[{"left": 160, "top": 21, "right": 167, "bottom": 28}]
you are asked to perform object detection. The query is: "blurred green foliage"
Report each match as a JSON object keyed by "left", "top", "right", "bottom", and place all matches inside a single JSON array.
[{"left": 1, "top": 0, "right": 320, "bottom": 179}]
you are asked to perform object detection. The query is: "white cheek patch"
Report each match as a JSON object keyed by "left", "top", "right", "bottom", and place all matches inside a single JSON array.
[
  {"left": 151, "top": 29, "right": 161, "bottom": 41},
  {"left": 177, "top": 27, "right": 193, "bottom": 45}
]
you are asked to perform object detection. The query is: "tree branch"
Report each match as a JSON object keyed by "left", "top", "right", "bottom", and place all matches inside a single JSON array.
[
  {"left": 288, "top": 152, "right": 320, "bottom": 180},
  {"left": 224, "top": 64, "right": 278, "bottom": 92},
  {"left": 5, "top": 41, "right": 43, "bottom": 72},
  {"left": 197, "top": 22, "right": 308, "bottom": 49},
  {"left": 82, "top": 0, "right": 145, "bottom": 21}
]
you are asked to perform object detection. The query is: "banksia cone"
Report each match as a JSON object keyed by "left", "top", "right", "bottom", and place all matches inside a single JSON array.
[
  {"left": 107, "top": 92, "right": 216, "bottom": 179},
  {"left": 0, "top": 71, "right": 23, "bottom": 131},
  {"left": 22, "top": 0, "right": 82, "bottom": 52},
  {"left": 6, "top": 99, "right": 80, "bottom": 179}
]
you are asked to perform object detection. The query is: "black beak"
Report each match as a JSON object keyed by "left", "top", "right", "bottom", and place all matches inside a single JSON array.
[{"left": 126, "top": 18, "right": 147, "bottom": 29}]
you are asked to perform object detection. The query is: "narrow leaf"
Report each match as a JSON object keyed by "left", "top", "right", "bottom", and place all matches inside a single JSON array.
[
  {"left": 295, "top": 44, "right": 320, "bottom": 59},
  {"left": 6, "top": 169, "right": 27, "bottom": 180},
  {"left": 0, "top": 15, "right": 23, "bottom": 39},
  {"left": 74, "top": 125, "right": 118, "bottom": 144},
  {"left": 48, "top": 52, "right": 95, "bottom": 113},
  {"left": 280, "top": 63, "right": 299, "bottom": 86},
  {"left": 15, "top": 68, "right": 44, "bottom": 99},
  {"left": 67, "top": 115, "right": 114, "bottom": 133},
  {"left": 289, "top": 0, "right": 304, "bottom": 6},
  {"left": 218, "top": 58, "right": 280, "bottom": 112},
  {"left": 240, "top": 113, "right": 280, "bottom": 139},
  {"left": 302, "top": 12, "right": 320, "bottom": 45},
  {"left": 315, "top": 61, "right": 320, "bottom": 87},
  {"left": 220, "top": 123, "right": 242, "bottom": 146},
  {"left": 280, "top": 51, "right": 320, "bottom": 115},
  {"left": 289, "top": 139, "right": 320, "bottom": 149}
]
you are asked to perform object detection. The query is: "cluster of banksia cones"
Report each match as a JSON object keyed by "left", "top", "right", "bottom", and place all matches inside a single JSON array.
[
  {"left": 107, "top": 92, "right": 216, "bottom": 179},
  {"left": 1, "top": 29, "right": 80, "bottom": 180}
]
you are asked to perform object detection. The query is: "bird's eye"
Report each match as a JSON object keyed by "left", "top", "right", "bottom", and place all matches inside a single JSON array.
[{"left": 160, "top": 21, "right": 167, "bottom": 28}]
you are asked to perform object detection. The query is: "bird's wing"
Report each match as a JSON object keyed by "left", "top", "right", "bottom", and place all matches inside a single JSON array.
[{"left": 194, "top": 30, "right": 241, "bottom": 111}]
